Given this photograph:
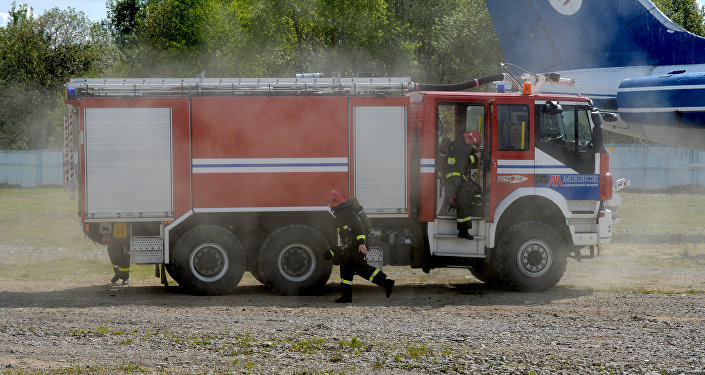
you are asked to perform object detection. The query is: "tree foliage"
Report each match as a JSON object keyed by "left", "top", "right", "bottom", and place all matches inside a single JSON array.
[
  {"left": 105, "top": 0, "right": 501, "bottom": 81},
  {"left": 653, "top": 0, "right": 705, "bottom": 36},
  {"left": 0, "top": 3, "right": 114, "bottom": 149}
]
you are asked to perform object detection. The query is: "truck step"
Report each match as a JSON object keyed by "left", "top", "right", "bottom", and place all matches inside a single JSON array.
[{"left": 130, "top": 236, "right": 164, "bottom": 264}]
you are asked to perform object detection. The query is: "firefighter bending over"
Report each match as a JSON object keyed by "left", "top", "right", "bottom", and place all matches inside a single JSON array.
[
  {"left": 326, "top": 190, "right": 394, "bottom": 303},
  {"left": 446, "top": 130, "right": 482, "bottom": 240}
]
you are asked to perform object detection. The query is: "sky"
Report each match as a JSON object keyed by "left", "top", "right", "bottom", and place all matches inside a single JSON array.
[
  {"left": 1, "top": 0, "right": 705, "bottom": 27},
  {"left": 0, "top": 1, "right": 108, "bottom": 26}
]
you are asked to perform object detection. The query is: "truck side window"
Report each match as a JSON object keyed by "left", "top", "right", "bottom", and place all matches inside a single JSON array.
[
  {"left": 538, "top": 105, "right": 593, "bottom": 150},
  {"left": 497, "top": 104, "right": 529, "bottom": 151},
  {"left": 465, "top": 105, "right": 484, "bottom": 133},
  {"left": 436, "top": 103, "right": 485, "bottom": 173},
  {"left": 576, "top": 109, "right": 592, "bottom": 148}
]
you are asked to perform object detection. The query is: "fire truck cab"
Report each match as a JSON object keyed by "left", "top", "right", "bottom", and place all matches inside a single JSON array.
[
  {"left": 64, "top": 77, "right": 613, "bottom": 295},
  {"left": 414, "top": 90, "right": 612, "bottom": 291}
]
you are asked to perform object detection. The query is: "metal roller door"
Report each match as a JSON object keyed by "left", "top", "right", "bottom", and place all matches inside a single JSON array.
[
  {"left": 354, "top": 106, "right": 407, "bottom": 215},
  {"left": 84, "top": 108, "right": 173, "bottom": 219}
]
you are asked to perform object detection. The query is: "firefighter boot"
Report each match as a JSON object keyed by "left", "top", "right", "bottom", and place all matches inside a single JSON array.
[
  {"left": 335, "top": 283, "right": 353, "bottom": 303},
  {"left": 384, "top": 279, "right": 395, "bottom": 298},
  {"left": 120, "top": 270, "right": 130, "bottom": 285},
  {"left": 110, "top": 266, "right": 120, "bottom": 284},
  {"left": 457, "top": 221, "right": 473, "bottom": 240},
  {"left": 370, "top": 270, "right": 395, "bottom": 298}
]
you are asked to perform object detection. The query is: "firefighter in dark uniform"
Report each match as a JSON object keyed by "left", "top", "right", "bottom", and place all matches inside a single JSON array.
[
  {"left": 447, "top": 130, "right": 482, "bottom": 239},
  {"left": 108, "top": 239, "right": 130, "bottom": 285},
  {"left": 327, "top": 190, "right": 394, "bottom": 303}
]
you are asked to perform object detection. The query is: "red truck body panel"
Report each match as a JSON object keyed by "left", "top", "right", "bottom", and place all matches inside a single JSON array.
[{"left": 191, "top": 96, "right": 350, "bottom": 209}]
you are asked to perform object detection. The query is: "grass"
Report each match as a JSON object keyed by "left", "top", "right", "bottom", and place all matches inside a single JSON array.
[
  {"left": 0, "top": 186, "right": 159, "bottom": 281},
  {"left": 613, "top": 192, "right": 705, "bottom": 236},
  {"left": 0, "top": 187, "right": 99, "bottom": 249}
]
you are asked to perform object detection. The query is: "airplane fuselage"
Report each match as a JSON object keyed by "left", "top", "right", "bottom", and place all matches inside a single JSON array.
[{"left": 539, "top": 65, "right": 705, "bottom": 151}]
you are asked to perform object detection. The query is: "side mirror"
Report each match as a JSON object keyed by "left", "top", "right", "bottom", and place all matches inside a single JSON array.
[
  {"left": 601, "top": 112, "right": 618, "bottom": 122},
  {"left": 543, "top": 100, "right": 563, "bottom": 115},
  {"left": 592, "top": 121, "right": 605, "bottom": 153},
  {"left": 590, "top": 110, "right": 603, "bottom": 127}
]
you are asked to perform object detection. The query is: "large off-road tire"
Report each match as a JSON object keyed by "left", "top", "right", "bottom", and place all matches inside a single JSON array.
[
  {"left": 248, "top": 261, "right": 268, "bottom": 285},
  {"left": 469, "top": 260, "right": 499, "bottom": 285},
  {"left": 492, "top": 221, "right": 568, "bottom": 292},
  {"left": 171, "top": 225, "right": 246, "bottom": 295},
  {"left": 258, "top": 225, "right": 332, "bottom": 295}
]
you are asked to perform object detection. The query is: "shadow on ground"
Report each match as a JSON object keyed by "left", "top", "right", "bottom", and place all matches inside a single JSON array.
[{"left": 0, "top": 280, "right": 593, "bottom": 310}]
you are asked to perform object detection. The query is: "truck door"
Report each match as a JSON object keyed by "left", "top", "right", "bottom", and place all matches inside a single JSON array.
[
  {"left": 491, "top": 101, "right": 533, "bottom": 221},
  {"left": 428, "top": 100, "right": 490, "bottom": 258},
  {"left": 435, "top": 102, "right": 487, "bottom": 218},
  {"left": 534, "top": 101, "right": 599, "bottom": 200}
]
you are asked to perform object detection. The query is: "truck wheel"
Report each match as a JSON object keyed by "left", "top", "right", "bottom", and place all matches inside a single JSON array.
[
  {"left": 493, "top": 221, "right": 567, "bottom": 292},
  {"left": 172, "top": 225, "right": 246, "bottom": 295},
  {"left": 258, "top": 225, "right": 332, "bottom": 295},
  {"left": 469, "top": 260, "right": 499, "bottom": 285},
  {"left": 248, "top": 261, "right": 268, "bottom": 286}
]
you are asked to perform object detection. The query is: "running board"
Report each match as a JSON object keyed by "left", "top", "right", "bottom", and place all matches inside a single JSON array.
[
  {"left": 130, "top": 236, "right": 164, "bottom": 264},
  {"left": 428, "top": 219, "right": 487, "bottom": 258}
]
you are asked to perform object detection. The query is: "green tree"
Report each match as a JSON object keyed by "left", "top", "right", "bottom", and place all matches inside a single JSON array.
[
  {"left": 106, "top": 0, "right": 143, "bottom": 49},
  {"left": 230, "top": 0, "right": 403, "bottom": 76},
  {"left": 106, "top": 0, "right": 503, "bottom": 80},
  {"left": 390, "top": 0, "right": 503, "bottom": 83},
  {"left": 653, "top": 0, "right": 705, "bottom": 36},
  {"left": 108, "top": 0, "right": 235, "bottom": 76},
  {"left": 0, "top": 3, "right": 114, "bottom": 149}
]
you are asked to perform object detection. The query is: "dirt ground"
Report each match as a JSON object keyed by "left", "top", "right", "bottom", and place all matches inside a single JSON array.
[{"left": 0, "top": 242, "right": 704, "bottom": 374}]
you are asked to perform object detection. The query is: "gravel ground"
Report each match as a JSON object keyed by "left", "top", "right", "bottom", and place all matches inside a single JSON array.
[{"left": 0, "top": 244, "right": 704, "bottom": 374}]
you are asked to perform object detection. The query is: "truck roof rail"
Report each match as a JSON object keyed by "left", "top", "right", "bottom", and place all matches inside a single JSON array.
[{"left": 66, "top": 77, "right": 413, "bottom": 97}]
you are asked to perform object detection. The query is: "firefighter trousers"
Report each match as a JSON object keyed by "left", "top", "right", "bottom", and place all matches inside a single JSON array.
[
  {"left": 455, "top": 180, "right": 482, "bottom": 235},
  {"left": 339, "top": 247, "right": 388, "bottom": 296},
  {"left": 107, "top": 239, "right": 130, "bottom": 282}
]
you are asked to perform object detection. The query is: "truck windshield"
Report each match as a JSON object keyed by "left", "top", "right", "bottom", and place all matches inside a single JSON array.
[{"left": 537, "top": 105, "right": 592, "bottom": 151}]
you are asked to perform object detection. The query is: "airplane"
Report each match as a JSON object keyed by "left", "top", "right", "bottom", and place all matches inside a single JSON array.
[{"left": 485, "top": 0, "right": 705, "bottom": 151}]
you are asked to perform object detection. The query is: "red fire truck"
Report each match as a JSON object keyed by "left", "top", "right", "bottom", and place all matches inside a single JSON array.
[{"left": 64, "top": 75, "right": 614, "bottom": 294}]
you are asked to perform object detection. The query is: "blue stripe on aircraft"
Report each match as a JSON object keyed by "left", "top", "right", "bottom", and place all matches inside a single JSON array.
[{"left": 618, "top": 72, "right": 705, "bottom": 115}]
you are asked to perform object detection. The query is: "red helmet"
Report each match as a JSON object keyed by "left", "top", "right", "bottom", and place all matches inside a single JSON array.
[
  {"left": 463, "top": 130, "right": 481, "bottom": 145},
  {"left": 327, "top": 190, "right": 346, "bottom": 207}
]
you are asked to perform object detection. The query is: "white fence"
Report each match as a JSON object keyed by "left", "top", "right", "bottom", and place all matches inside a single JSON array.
[
  {"left": 0, "top": 150, "right": 67, "bottom": 188},
  {"left": 607, "top": 144, "right": 705, "bottom": 190}
]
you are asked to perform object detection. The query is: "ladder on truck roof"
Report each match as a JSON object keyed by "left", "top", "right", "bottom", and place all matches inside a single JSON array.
[{"left": 66, "top": 76, "right": 413, "bottom": 97}]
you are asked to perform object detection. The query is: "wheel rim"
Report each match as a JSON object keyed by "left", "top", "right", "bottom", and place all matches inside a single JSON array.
[
  {"left": 516, "top": 239, "right": 553, "bottom": 278},
  {"left": 277, "top": 243, "right": 316, "bottom": 282},
  {"left": 190, "top": 243, "right": 229, "bottom": 282}
]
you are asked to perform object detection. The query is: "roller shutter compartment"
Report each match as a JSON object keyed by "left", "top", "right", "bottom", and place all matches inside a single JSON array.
[{"left": 84, "top": 108, "right": 173, "bottom": 220}]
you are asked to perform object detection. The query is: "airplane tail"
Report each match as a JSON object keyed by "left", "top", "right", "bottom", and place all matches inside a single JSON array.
[{"left": 485, "top": 0, "right": 705, "bottom": 73}]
